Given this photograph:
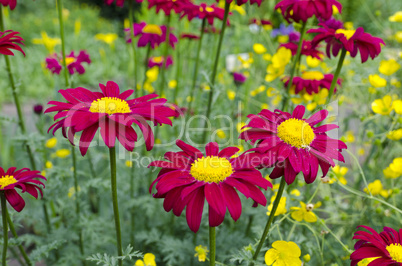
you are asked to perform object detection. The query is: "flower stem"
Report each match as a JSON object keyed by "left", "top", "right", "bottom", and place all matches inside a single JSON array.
[
  {"left": 129, "top": 160, "right": 135, "bottom": 247},
  {"left": 159, "top": 14, "right": 171, "bottom": 97},
  {"left": 1, "top": 192, "right": 8, "bottom": 266},
  {"left": 251, "top": 177, "right": 286, "bottom": 265},
  {"left": 202, "top": 2, "right": 230, "bottom": 143},
  {"left": 109, "top": 147, "right": 123, "bottom": 265},
  {"left": 56, "top": 0, "right": 70, "bottom": 88},
  {"left": 173, "top": 18, "right": 182, "bottom": 105},
  {"left": 325, "top": 48, "right": 346, "bottom": 106},
  {"left": 7, "top": 209, "right": 32, "bottom": 266},
  {"left": 209, "top": 226, "right": 216, "bottom": 266},
  {"left": 0, "top": 6, "right": 37, "bottom": 171},
  {"left": 281, "top": 21, "right": 307, "bottom": 111},
  {"left": 128, "top": 0, "right": 138, "bottom": 97},
  {"left": 185, "top": 18, "right": 206, "bottom": 125}
]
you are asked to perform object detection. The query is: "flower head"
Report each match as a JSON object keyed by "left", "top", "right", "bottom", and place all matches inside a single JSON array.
[
  {"left": 0, "top": 0, "right": 17, "bottom": 10},
  {"left": 181, "top": 3, "right": 227, "bottom": 26},
  {"left": 379, "top": 59, "right": 400, "bottom": 76},
  {"left": 275, "top": 0, "right": 342, "bottom": 23},
  {"left": 33, "top": 104, "right": 44, "bottom": 115},
  {"left": 280, "top": 40, "right": 324, "bottom": 59},
  {"left": 265, "top": 241, "right": 302, "bottom": 266},
  {"left": 129, "top": 22, "right": 178, "bottom": 49},
  {"left": 389, "top": 11, "right": 402, "bottom": 22},
  {"left": 291, "top": 201, "right": 321, "bottom": 222},
  {"left": 194, "top": 245, "right": 209, "bottom": 262},
  {"left": 148, "top": 0, "right": 190, "bottom": 15},
  {"left": 284, "top": 71, "right": 341, "bottom": 95},
  {"left": 0, "top": 167, "right": 46, "bottom": 212},
  {"left": 135, "top": 253, "right": 156, "bottom": 266},
  {"left": 45, "top": 81, "right": 177, "bottom": 156},
  {"left": 267, "top": 195, "right": 286, "bottom": 216},
  {"left": 351, "top": 225, "right": 402, "bottom": 266},
  {"left": 233, "top": 72, "right": 247, "bottom": 85},
  {"left": 369, "top": 74, "right": 387, "bottom": 88},
  {"left": 45, "top": 50, "right": 91, "bottom": 75},
  {"left": 32, "top": 31, "right": 61, "bottom": 53},
  {"left": 149, "top": 140, "right": 272, "bottom": 232},
  {"left": 0, "top": 30, "right": 25, "bottom": 56},
  {"left": 148, "top": 55, "right": 173, "bottom": 69},
  {"left": 371, "top": 95, "right": 393, "bottom": 115},
  {"left": 240, "top": 105, "right": 347, "bottom": 185},
  {"left": 308, "top": 24, "right": 385, "bottom": 63},
  {"left": 95, "top": 33, "right": 118, "bottom": 46}
]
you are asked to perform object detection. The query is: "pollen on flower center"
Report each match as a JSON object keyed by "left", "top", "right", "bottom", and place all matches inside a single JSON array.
[
  {"left": 142, "top": 24, "right": 163, "bottom": 36},
  {"left": 205, "top": 7, "right": 214, "bottom": 12},
  {"left": 277, "top": 118, "right": 315, "bottom": 148},
  {"left": 152, "top": 56, "right": 163, "bottom": 63},
  {"left": 335, "top": 29, "right": 356, "bottom": 40},
  {"left": 386, "top": 243, "right": 402, "bottom": 263},
  {"left": 89, "top": 97, "right": 131, "bottom": 115},
  {"left": 60, "top": 57, "right": 76, "bottom": 66},
  {"left": 301, "top": 71, "right": 325, "bottom": 81},
  {"left": 190, "top": 156, "right": 234, "bottom": 183},
  {"left": 0, "top": 175, "right": 17, "bottom": 189}
]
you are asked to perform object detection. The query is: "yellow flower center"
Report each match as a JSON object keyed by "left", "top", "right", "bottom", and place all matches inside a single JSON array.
[
  {"left": 205, "top": 7, "right": 214, "bottom": 12},
  {"left": 152, "top": 56, "right": 164, "bottom": 63},
  {"left": 199, "top": 7, "right": 204, "bottom": 12},
  {"left": 0, "top": 175, "right": 17, "bottom": 189},
  {"left": 335, "top": 29, "right": 356, "bottom": 40},
  {"left": 89, "top": 97, "right": 131, "bottom": 115},
  {"left": 190, "top": 156, "right": 234, "bottom": 183},
  {"left": 386, "top": 243, "right": 402, "bottom": 263},
  {"left": 60, "top": 57, "right": 76, "bottom": 66},
  {"left": 142, "top": 24, "right": 163, "bottom": 36},
  {"left": 301, "top": 71, "right": 325, "bottom": 81},
  {"left": 277, "top": 118, "right": 315, "bottom": 148}
]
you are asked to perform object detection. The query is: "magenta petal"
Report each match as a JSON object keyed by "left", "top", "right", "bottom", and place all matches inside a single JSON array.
[
  {"left": 186, "top": 187, "right": 205, "bottom": 233},
  {"left": 5, "top": 189, "right": 25, "bottom": 212},
  {"left": 99, "top": 118, "right": 116, "bottom": 148},
  {"left": 221, "top": 183, "right": 242, "bottom": 221},
  {"left": 79, "top": 124, "right": 98, "bottom": 156},
  {"left": 208, "top": 205, "right": 225, "bottom": 227},
  {"left": 218, "top": 147, "right": 240, "bottom": 158},
  {"left": 176, "top": 140, "right": 203, "bottom": 159},
  {"left": 205, "top": 142, "right": 219, "bottom": 157},
  {"left": 205, "top": 183, "right": 226, "bottom": 216}
]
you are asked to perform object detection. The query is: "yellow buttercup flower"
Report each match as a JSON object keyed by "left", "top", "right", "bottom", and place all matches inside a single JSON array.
[
  {"left": 146, "top": 67, "right": 159, "bottom": 83},
  {"left": 253, "top": 43, "right": 267, "bottom": 54},
  {"left": 45, "top": 137, "right": 57, "bottom": 149},
  {"left": 394, "top": 31, "right": 402, "bottom": 43},
  {"left": 125, "top": 160, "right": 133, "bottom": 168},
  {"left": 277, "top": 35, "right": 289, "bottom": 43},
  {"left": 194, "top": 245, "right": 208, "bottom": 262},
  {"left": 391, "top": 78, "right": 401, "bottom": 88},
  {"left": 168, "top": 80, "right": 177, "bottom": 89},
  {"left": 54, "top": 149, "right": 71, "bottom": 159},
  {"left": 272, "top": 47, "right": 292, "bottom": 68},
  {"left": 262, "top": 53, "right": 272, "bottom": 61},
  {"left": 330, "top": 165, "right": 348, "bottom": 185},
  {"left": 45, "top": 161, "right": 53, "bottom": 169},
  {"left": 364, "top": 180, "right": 392, "bottom": 198},
  {"left": 237, "top": 54, "right": 254, "bottom": 69},
  {"left": 383, "top": 167, "right": 400, "bottom": 179},
  {"left": 389, "top": 158, "right": 402, "bottom": 175},
  {"left": 389, "top": 11, "right": 402, "bottom": 22},
  {"left": 265, "top": 65, "right": 285, "bottom": 82},
  {"left": 379, "top": 59, "right": 400, "bottom": 76},
  {"left": 216, "top": 129, "right": 226, "bottom": 139},
  {"left": 306, "top": 55, "right": 321, "bottom": 68},
  {"left": 290, "top": 201, "right": 321, "bottom": 223},
  {"left": 265, "top": 241, "right": 302, "bottom": 266},
  {"left": 95, "top": 33, "right": 118, "bottom": 46},
  {"left": 290, "top": 189, "right": 300, "bottom": 196},
  {"left": 227, "top": 90, "right": 236, "bottom": 100},
  {"left": 32, "top": 31, "right": 61, "bottom": 53},
  {"left": 392, "top": 100, "right": 402, "bottom": 114},
  {"left": 387, "top": 129, "right": 402, "bottom": 140},
  {"left": 371, "top": 95, "right": 393, "bottom": 115},
  {"left": 74, "top": 19, "right": 81, "bottom": 36},
  {"left": 267, "top": 195, "right": 286, "bottom": 216},
  {"left": 135, "top": 253, "right": 156, "bottom": 266},
  {"left": 368, "top": 74, "right": 387, "bottom": 88}
]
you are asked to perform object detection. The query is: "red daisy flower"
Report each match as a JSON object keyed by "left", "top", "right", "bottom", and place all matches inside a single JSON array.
[
  {"left": 148, "top": 55, "right": 173, "bottom": 69},
  {"left": 280, "top": 40, "right": 324, "bottom": 59},
  {"left": 275, "top": 0, "right": 342, "bottom": 23},
  {"left": 148, "top": 0, "right": 190, "bottom": 15},
  {"left": 149, "top": 140, "right": 272, "bottom": 232},
  {"left": 233, "top": 72, "right": 247, "bottom": 85},
  {"left": 308, "top": 24, "right": 385, "bottom": 63},
  {"left": 250, "top": 18, "right": 273, "bottom": 27},
  {"left": 45, "top": 81, "right": 178, "bottom": 156},
  {"left": 131, "top": 22, "right": 178, "bottom": 49},
  {"left": 0, "top": 0, "right": 16, "bottom": 10},
  {"left": 284, "top": 71, "right": 341, "bottom": 95},
  {"left": 0, "top": 167, "right": 46, "bottom": 212},
  {"left": 0, "top": 30, "right": 25, "bottom": 56},
  {"left": 240, "top": 105, "right": 347, "bottom": 185},
  {"left": 180, "top": 33, "right": 200, "bottom": 40},
  {"left": 351, "top": 225, "right": 402, "bottom": 265},
  {"left": 181, "top": 3, "right": 227, "bottom": 26},
  {"left": 45, "top": 50, "right": 91, "bottom": 75}
]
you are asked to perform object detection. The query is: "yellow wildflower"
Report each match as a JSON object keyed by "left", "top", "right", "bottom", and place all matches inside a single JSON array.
[
  {"left": 265, "top": 65, "right": 285, "bottom": 82},
  {"left": 368, "top": 74, "right": 387, "bottom": 88},
  {"left": 135, "top": 253, "right": 156, "bottom": 266},
  {"left": 364, "top": 180, "right": 392, "bottom": 197},
  {"left": 216, "top": 129, "right": 226, "bottom": 139},
  {"left": 55, "top": 149, "right": 71, "bottom": 159},
  {"left": 383, "top": 167, "right": 400, "bottom": 179},
  {"left": 45, "top": 137, "right": 57, "bottom": 149},
  {"left": 290, "top": 189, "right": 301, "bottom": 196},
  {"left": 392, "top": 100, "right": 402, "bottom": 114},
  {"left": 125, "top": 160, "right": 133, "bottom": 168},
  {"left": 272, "top": 47, "right": 292, "bottom": 68},
  {"left": 265, "top": 241, "right": 302, "bottom": 266},
  {"left": 168, "top": 80, "right": 177, "bottom": 89},
  {"left": 32, "top": 31, "right": 61, "bottom": 53},
  {"left": 306, "top": 56, "right": 321, "bottom": 68},
  {"left": 261, "top": 103, "right": 269, "bottom": 109},
  {"left": 395, "top": 31, "right": 402, "bottom": 43},
  {"left": 146, "top": 67, "right": 159, "bottom": 83},
  {"left": 253, "top": 43, "right": 267, "bottom": 54},
  {"left": 387, "top": 129, "right": 402, "bottom": 140},
  {"left": 267, "top": 195, "right": 287, "bottom": 216},
  {"left": 194, "top": 245, "right": 208, "bottom": 262},
  {"left": 262, "top": 53, "right": 272, "bottom": 61},
  {"left": 371, "top": 95, "right": 393, "bottom": 115},
  {"left": 357, "top": 257, "right": 379, "bottom": 266},
  {"left": 290, "top": 201, "right": 321, "bottom": 223},
  {"left": 391, "top": 78, "right": 401, "bottom": 88},
  {"left": 331, "top": 165, "right": 348, "bottom": 185},
  {"left": 277, "top": 35, "right": 289, "bottom": 43},
  {"left": 389, "top": 158, "right": 402, "bottom": 175},
  {"left": 379, "top": 59, "right": 400, "bottom": 76},
  {"left": 237, "top": 122, "right": 247, "bottom": 133},
  {"left": 95, "top": 33, "right": 118, "bottom": 46},
  {"left": 389, "top": 11, "right": 402, "bottom": 22},
  {"left": 45, "top": 161, "right": 53, "bottom": 169},
  {"left": 227, "top": 90, "right": 236, "bottom": 100}
]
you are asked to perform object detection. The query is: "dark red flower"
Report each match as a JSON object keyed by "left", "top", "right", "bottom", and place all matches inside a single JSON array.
[
  {"left": 233, "top": 72, "right": 247, "bottom": 85},
  {"left": 180, "top": 33, "right": 200, "bottom": 40},
  {"left": 280, "top": 40, "right": 324, "bottom": 59},
  {"left": 148, "top": 0, "right": 190, "bottom": 15},
  {"left": 275, "top": 0, "right": 342, "bottom": 23},
  {"left": 0, "top": 30, "right": 25, "bottom": 56},
  {"left": 45, "top": 50, "right": 91, "bottom": 75},
  {"left": 126, "top": 22, "right": 178, "bottom": 49},
  {"left": 148, "top": 55, "right": 173, "bottom": 69},
  {"left": 0, "top": 0, "right": 17, "bottom": 10},
  {"left": 105, "top": 0, "right": 125, "bottom": 6},
  {"left": 284, "top": 71, "right": 341, "bottom": 95},
  {"left": 351, "top": 225, "right": 402, "bottom": 266},
  {"left": 0, "top": 167, "right": 46, "bottom": 212},
  {"left": 149, "top": 140, "right": 271, "bottom": 232},
  {"left": 45, "top": 81, "right": 178, "bottom": 156},
  {"left": 308, "top": 24, "right": 385, "bottom": 63},
  {"left": 33, "top": 104, "right": 44, "bottom": 115},
  {"left": 240, "top": 105, "right": 347, "bottom": 185},
  {"left": 181, "top": 3, "right": 227, "bottom": 25}
]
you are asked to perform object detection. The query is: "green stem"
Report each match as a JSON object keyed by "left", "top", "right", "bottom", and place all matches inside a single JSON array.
[
  {"left": 159, "top": 14, "right": 171, "bottom": 97},
  {"left": 0, "top": 6, "right": 36, "bottom": 171},
  {"left": 173, "top": 19, "right": 182, "bottom": 105},
  {"left": 320, "top": 220, "right": 352, "bottom": 253},
  {"left": 130, "top": 160, "right": 135, "bottom": 247},
  {"left": 141, "top": 44, "right": 152, "bottom": 97},
  {"left": 209, "top": 227, "right": 216, "bottom": 266},
  {"left": 185, "top": 18, "right": 206, "bottom": 125},
  {"left": 7, "top": 209, "right": 32, "bottom": 266},
  {"left": 43, "top": 203, "right": 51, "bottom": 233},
  {"left": 86, "top": 150, "right": 99, "bottom": 213},
  {"left": 109, "top": 147, "right": 123, "bottom": 265},
  {"left": 346, "top": 149, "right": 372, "bottom": 197},
  {"left": 281, "top": 22, "right": 307, "bottom": 111},
  {"left": 128, "top": 0, "right": 137, "bottom": 97},
  {"left": 326, "top": 48, "right": 347, "bottom": 105},
  {"left": 251, "top": 177, "right": 286, "bottom": 264},
  {"left": 286, "top": 223, "right": 296, "bottom": 241},
  {"left": 56, "top": 0, "right": 70, "bottom": 88},
  {"left": 307, "top": 181, "right": 321, "bottom": 204},
  {"left": 1, "top": 192, "right": 8, "bottom": 266},
  {"left": 202, "top": 2, "right": 230, "bottom": 143}
]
